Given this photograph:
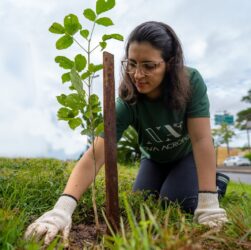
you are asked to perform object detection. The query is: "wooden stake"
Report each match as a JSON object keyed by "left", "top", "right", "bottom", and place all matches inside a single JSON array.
[{"left": 103, "top": 51, "right": 119, "bottom": 231}]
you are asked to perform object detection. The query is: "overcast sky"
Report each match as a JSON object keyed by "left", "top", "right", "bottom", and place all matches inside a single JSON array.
[{"left": 0, "top": 0, "right": 250, "bottom": 159}]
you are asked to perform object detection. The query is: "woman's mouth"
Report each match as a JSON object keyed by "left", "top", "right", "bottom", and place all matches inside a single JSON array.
[{"left": 135, "top": 82, "right": 147, "bottom": 89}]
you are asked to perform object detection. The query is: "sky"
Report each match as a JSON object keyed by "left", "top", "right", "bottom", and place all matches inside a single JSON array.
[{"left": 0, "top": 0, "right": 250, "bottom": 160}]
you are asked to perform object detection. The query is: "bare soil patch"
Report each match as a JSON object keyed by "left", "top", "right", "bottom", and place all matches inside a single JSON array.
[{"left": 69, "top": 224, "right": 107, "bottom": 249}]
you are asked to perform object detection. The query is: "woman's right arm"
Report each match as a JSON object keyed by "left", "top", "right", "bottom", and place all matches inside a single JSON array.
[
  {"left": 63, "top": 136, "right": 105, "bottom": 200},
  {"left": 24, "top": 136, "right": 105, "bottom": 245}
]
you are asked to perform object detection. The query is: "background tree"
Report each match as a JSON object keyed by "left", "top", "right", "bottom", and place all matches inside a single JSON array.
[
  {"left": 236, "top": 89, "right": 251, "bottom": 152},
  {"left": 212, "top": 123, "right": 235, "bottom": 157},
  {"left": 236, "top": 89, "right": 251, "bottom": 129},
  {"left": 241, "top": 89, "right": 251, "bottom": 103},
  {"left": 211, "top": 130, "right": 224, "bottom": 166}
]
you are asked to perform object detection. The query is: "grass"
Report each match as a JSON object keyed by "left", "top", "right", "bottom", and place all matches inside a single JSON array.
[
  {"left": 227, "top": 181, "right": 251, "bottom": 196},
  {"left": 0, "top": 157, "right": 251, "bottom": 249}
]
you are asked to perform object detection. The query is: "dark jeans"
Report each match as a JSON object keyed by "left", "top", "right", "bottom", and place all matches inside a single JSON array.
[{"left": 132, "top": 152, "right": 228, "bottom": 214}]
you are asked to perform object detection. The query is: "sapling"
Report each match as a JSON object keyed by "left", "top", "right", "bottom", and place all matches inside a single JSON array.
[{"left": 49, "top": 0, "right": 123, "bottom": 231}]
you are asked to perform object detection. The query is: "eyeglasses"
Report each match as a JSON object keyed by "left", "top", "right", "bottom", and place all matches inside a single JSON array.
[{"left": 121, "top": 60, "right": 165, "bottom": 76}]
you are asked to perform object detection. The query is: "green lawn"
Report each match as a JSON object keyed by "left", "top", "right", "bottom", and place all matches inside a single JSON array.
[
  {"left": 227, "top": 181, "right": 251, "bottom": 196},
  {"left": 0, "top": 158, "right": 250, "bottom": 249}
]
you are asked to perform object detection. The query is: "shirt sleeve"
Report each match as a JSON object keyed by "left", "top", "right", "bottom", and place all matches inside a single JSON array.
[
  {"left": 186, "top": 68, "right": 210, "bottom": 118},
  {"left": 99, "top": 97, "right": 134, "bottom": 142},
  {"left": 115, "top": 98, "right": 134, "bottom": 141}
]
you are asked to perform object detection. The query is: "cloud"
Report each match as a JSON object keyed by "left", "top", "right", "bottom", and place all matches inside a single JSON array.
[
  {"left": 1, "top": 0, "right": 251, "bottom": 159},
  {"left": 0, "top": 0, "right": 89, "bottom": 159},
  {"left": 0, "top": 97, "right": 86, "bottom": 158}
]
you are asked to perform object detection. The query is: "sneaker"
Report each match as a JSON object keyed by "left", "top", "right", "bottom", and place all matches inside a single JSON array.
[{"left": 216, "top": 172, "right": 230, "bottom": 199}]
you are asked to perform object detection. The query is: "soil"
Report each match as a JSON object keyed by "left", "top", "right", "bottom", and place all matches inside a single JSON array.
[
  {"left": 63, "top": 222, "right": 251, "bottom": 250},
  {"left": 69, "top": 223, "right": 107, "bottom": 249}
]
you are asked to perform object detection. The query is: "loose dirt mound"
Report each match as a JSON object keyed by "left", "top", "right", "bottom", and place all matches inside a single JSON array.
[{"left": 69, "top": 224, "right": 107, "bottom": 249}]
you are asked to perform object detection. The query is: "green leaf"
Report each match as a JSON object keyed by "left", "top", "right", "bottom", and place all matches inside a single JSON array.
[
  {"left": 92, "top": 106, "right": 102, "bottom": 113},
  {"left": 68, "top": 118, "right": 82, "bottom": 129},
  {"left": 93, "top": 116, "right": 103, "bottom": 128},
  {"left": 102, "top": 33, "right": 124, "bottom": 41},
  {"left": 64, "top": 14, "right": 82, "bottom": 35},
  {"left": 74, "top": 54, "right": 87, "bottom": 72},
  {"left": 70, "top": 68, "right": 86, "bottom": 98},
  {"left": 83, "top": 8, "right": 96, "bottom": 21},
  {"left": 99, "top": 41, "right": 107, "bottom": 50},
  {"left": 89, "top": 94, "right": 99, "bottom": 106},
  {"left": 96, "top": 0, "right": 115, "bottom": 15},
  {"left": 80, "top": 29, "right": 89, "bottom": 39},
  {"left": 88, "top": 63, "right": 103, "bottom": 73},
  {"left": 81, "top": 128, "right": 92, "bottom": 136},
  {"left": 96, "top": 17, "right": 114, "bottom": 26},
  {"left": 65, "top": 93, "right": 86, "bottom": 110},
  {"left": 56, "top": 35, "right": 73, "bottom": 50},
  {"left": 81, "top": 71, "right": 92, "bottom": 80},
  {"left": 57, "top": 107, "right": 78, "bottom": 121},
  {"left": 55, "top": 56, "right": 74, "bottom": 69},
  {"left": 49, "top": 22, "right": 65, "bottom": 34},
  {"left": 56, "top": 94, "right": 67, "bottom": 106},
  {"left": 61, "top": 72, "right": 71, "bottom": 83},
  {"left": 84, "top": 108, "right": 91, "bottom": 119},
  {"left": 95, "top": 122, "right": 104, "bottom": 135}
]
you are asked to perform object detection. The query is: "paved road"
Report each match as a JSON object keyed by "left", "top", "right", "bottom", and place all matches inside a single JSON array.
[
  {"left": 223, "top": 172, "right": 251, "bottom": 184},
  {"left": 217, "top": 166, "right": 251, "bottom": 184},
  {"left": 217, "top": 166, "right": 251, "bottom": 173}
]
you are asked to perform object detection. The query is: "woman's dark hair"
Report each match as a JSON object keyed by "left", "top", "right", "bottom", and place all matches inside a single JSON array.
[{"left": 119, "top": 21, "right": 191, "bottom": 110}]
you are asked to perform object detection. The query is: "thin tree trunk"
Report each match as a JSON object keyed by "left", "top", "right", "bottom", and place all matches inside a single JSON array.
[
  {"left": 216, "top": 146, "right": 219, "bottom": 167},
  {"left": 226, "top": 140, "right": 230, "bottom": 157}
]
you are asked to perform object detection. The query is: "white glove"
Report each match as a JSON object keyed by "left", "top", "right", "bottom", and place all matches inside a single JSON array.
[
  {"left": 25, "top": 195, "right": 77, "bottom": 246},
  {"left": 193, "top": 192, "right": 228, "bottom": 228}
]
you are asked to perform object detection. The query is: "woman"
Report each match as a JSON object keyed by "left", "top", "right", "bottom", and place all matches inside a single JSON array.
[{"left": 25, "top": 21, "right": 228, "bottom": 245}]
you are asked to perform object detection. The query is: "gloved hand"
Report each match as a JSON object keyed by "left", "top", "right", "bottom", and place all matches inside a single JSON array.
[
  {"left": 193, "top": 192, "right": 228, "bottom": 228},
  {"left": 25, "top": 195, "right": 77, "bottom": 246}
]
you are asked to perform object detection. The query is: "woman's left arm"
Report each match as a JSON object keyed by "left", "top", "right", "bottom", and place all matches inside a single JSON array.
[
  {"left": 187, "top": 117, "right": 216, "bottom": 191},
  {"left": 187, "top": 117, "right": 228, "bottom": 228}
]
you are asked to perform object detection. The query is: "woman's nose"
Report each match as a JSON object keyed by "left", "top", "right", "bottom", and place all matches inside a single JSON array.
[{"left": 134, "top": 67, "right": 145, "bottom": 79}]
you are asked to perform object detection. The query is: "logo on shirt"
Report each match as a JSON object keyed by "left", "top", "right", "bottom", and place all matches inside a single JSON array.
[{"left": 143, "top": 121, "right": 189, "bottom": 152}]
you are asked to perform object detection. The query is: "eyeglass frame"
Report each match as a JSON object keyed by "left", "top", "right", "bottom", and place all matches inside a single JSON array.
[{"left": 121, "top": 59, "right": 165, "bottom": 76}]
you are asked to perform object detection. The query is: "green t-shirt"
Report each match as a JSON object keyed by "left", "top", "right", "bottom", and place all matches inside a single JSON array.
[{"left": 112, "top": 67, "right": 209, "bottom": 163}]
